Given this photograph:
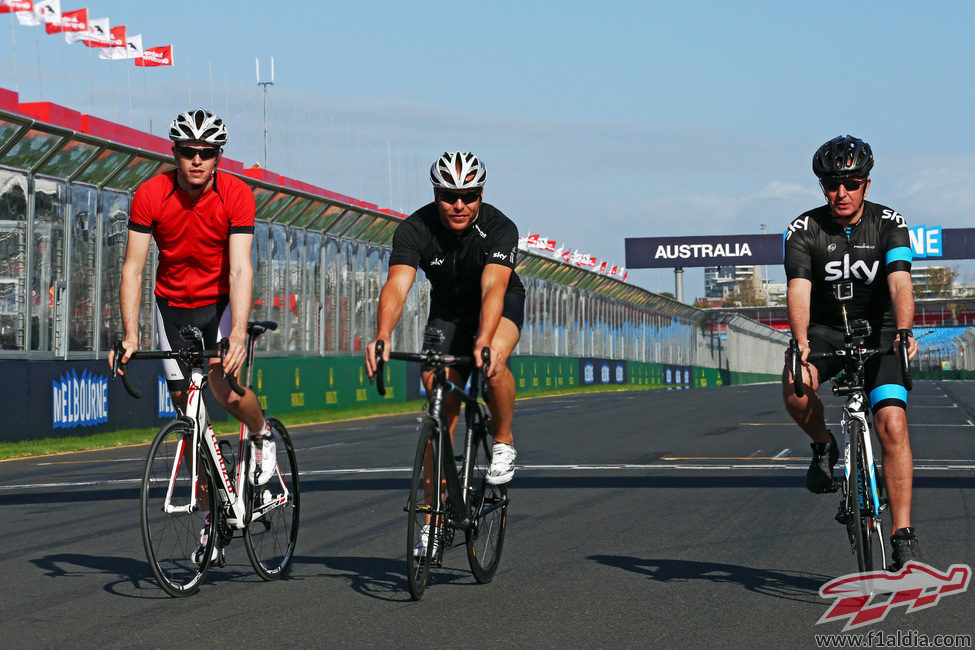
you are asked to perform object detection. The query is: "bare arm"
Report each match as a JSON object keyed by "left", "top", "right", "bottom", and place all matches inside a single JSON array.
[
  {"left": 475, "top": 263, "right": 513, "bottom": 373},
  {"left": 223, "top": 232, "right": 254, "bottom": 375},
  {"left": 786, "top": 277, "right": 813, "bottom": 363},
  {"left": 110, "top": 229, "right": 152, "bottom": 371},
  {"left": 888, "top": 269, "right": 918, "bottom": 359},
  {"left": 365, "top": 264, "right": 417, "bottom": 377}
]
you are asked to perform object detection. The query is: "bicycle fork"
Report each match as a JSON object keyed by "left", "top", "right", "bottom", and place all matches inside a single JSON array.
[{"left": 838, "top": 402, "right": 887, "bottom": 568}]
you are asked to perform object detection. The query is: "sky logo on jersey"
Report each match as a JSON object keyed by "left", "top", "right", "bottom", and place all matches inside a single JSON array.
[
  {"left": 817, "top": 562, "right": 970, "bottom": 631},
  {"left": 909, "top": 225, "right": 943, "bottom": 259},
  {"left": 824, "top": 254, "right": 880, "bottom": 284},
  {"left": 52, "top": 369, "right": 109, "bottom": 429},
  {"left": 158, "top": 377, "right": 177, "bottom": 418}
]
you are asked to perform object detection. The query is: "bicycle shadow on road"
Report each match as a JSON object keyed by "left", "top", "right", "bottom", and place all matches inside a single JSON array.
[
  {"left": 30, "top": 552, "right": 255, "bottom": 598},
  {"left": 304, "top": 554, "right": 479, "bottom": 602},
  {"left": 588, "top": 556, "right": 830, "bottom": 605}
]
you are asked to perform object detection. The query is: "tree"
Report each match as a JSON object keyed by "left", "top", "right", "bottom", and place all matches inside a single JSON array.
[
  {"left": 724, "top": 276, "right": 764, "bottom": 307},
  {"left": 919, "top": 266, "right": 958, "bottom": 299}
]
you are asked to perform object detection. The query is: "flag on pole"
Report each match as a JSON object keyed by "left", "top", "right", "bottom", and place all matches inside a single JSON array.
[
  {"left": 97, "top": 25, "right": 127, "bottom": 59},
  {"left": 2, "top": 0, "right": 35, "bottom": 16},
  {"left": 124, "top": 32, "right": 142, "bottom": 58},
  {"left": 79, "top": 16, "right": 110, "bottom": 46},
  {"left": 562, "top": 248, "right": 571, "bottom": 264},
  {"left": 135, "top": 44, "right": 174, "bottom": 67},
  {"left": 48, "top": 6, "right": 84, "bottom": 34}
]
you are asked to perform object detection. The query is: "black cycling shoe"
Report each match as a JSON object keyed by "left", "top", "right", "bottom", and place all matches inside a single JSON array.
[
  {"left": 806, "top": 431, "right": 839, "bottom": 493},
  {"left": 888, "top": 527, "right": 925, "bottom": 571}
]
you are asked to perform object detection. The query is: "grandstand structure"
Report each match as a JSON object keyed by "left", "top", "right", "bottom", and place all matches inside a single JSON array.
[{"left": 0, "top": 86, "right": 969, "bottom": 437}]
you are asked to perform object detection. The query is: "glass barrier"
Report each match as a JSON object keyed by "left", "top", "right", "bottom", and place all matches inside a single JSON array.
[
  {"left": 1, "top": 129, "right": 64, "bottom": 170},
  {"left": 0, "top": 169, "right": 28, "bottom": 350},
  {"left": 37, "top": 140, "right": 99, "bottom": 179}
]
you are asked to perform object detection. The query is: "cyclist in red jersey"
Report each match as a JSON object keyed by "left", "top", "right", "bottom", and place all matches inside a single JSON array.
[{"left": 108, "top": 110, "right": 276, "bottom": 561}]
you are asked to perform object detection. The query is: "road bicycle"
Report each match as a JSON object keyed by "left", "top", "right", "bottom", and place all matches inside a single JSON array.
[
  {"left": 373, "top": 337, "right": 509, "bottom": 600},
  {"left": 788, "top": 307, "right": 911, "bottom": 573},
  {"left": 113, "top": 321, "right": 299, "bottom": 597}
]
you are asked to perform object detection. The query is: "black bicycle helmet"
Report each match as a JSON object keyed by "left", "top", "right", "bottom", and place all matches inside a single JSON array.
[{"left": 812, "top": 135, "right": 873, "bottom": 178}]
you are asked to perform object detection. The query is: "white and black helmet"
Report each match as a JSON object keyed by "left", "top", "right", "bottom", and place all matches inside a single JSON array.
[
  {"left": 169, "top": 109, "right": 228, "bottom": 146},
  {"left": 430, "top": 151, "right": 486, "bottom": 190}
]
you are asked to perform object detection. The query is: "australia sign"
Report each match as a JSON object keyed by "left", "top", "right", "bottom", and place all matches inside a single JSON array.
[{"left": 625, "top": 228, "right": 975, "bottom": 269}]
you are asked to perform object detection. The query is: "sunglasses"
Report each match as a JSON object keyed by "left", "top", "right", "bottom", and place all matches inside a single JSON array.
[
  {"left": 437, "top": 189, "right": 481, "bottom": 204},
  {"left": 821, "top": 178, "right": 865, "bottom": 192},
  {"left": 175, "top": 145, "right": 221, "bottom": 161}
]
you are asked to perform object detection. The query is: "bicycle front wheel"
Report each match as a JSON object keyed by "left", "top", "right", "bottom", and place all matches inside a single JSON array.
[
  {"left": 466, "top": 420, "right": 507, "bottom": 584},
  {"left": 141, "top": 419, "right": 215, "bottom": 597},
  {"left": 406, "top": 419, "right": 438, "bottom": 600},
  {"left": 244, "top": 417, "right": 300, "bottom": 580},
  {"left": 848, "top": 419, "right": 878, "bottom": 573}
]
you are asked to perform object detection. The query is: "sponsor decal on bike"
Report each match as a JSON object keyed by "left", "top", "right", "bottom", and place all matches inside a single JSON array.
[
  {"left": 817, "top": 562, "right": 971, "bottom": 631},
  {"left": 52, "top": 369, "right": 108, "bottom": 428}
]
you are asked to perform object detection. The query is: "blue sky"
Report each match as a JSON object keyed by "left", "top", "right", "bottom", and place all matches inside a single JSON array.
[{"left": 3, "top": 0, "right": 974, "bottom": 297}]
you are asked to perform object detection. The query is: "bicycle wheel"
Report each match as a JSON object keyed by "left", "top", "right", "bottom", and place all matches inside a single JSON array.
[
  {"left": 244, "top": 417, "right": 300, "bottom": 580},
  {"left": 406, "top": 419, "right": 438, "bottom": 600},
  {"left": 141, "top": 419, "right": 216, "bottom": 597},
  {"left": 466, "top": 418, "right": 507, "bottom": 584},
  {"left": 848, "top": 419, "right": 878, "bottom": 573}
]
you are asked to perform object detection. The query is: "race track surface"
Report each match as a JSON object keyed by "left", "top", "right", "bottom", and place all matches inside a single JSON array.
[{"left": 2, "top": 381, "right": 973, "bottom": 647}]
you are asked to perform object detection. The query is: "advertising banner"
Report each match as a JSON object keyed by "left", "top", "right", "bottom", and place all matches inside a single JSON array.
[
  {"left": 579, "top": 358, "right": 627, "bottom": 386},
  {"left": 625, "top": 227, "right": 975, "bottom": 269}
]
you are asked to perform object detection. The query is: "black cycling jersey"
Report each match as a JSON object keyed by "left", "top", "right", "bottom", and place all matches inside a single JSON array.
[
  {"left": 389, "top": 202, "right": 525, "bottom": 322},
  {"left": 784, "top": 200, "right": 912, "bottom": 331}
]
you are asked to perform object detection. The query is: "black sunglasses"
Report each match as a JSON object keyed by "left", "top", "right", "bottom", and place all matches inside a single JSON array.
[
  {"left": 821, "top": 178, "right": 864, "bottom": 192},
  {"left": 175, "top": 145, "right": 221, "bottom": 161},
  {"left": 437, "top": 189, "right": 481, "bottom": 204}
]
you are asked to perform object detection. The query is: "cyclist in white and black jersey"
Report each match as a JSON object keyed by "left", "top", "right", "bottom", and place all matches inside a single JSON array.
[
  {"left": 782, "top": 135, "right": 922, "bottom": 570},
  {"left": 366, "top": 152, "right": 525, "bottom": 487}
]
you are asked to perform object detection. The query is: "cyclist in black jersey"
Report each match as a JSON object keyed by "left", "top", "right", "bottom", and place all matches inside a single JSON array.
[
  {"left": 782, "top": 135, "right": 923, "bottom": 570},
  {"left": 366, "top": 152, "right": 525, "bottom": 485}
]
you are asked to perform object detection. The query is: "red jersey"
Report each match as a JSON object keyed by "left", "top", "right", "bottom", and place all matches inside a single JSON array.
[{"left": 129, "top": 170, "right": 256, "bottom": 308}]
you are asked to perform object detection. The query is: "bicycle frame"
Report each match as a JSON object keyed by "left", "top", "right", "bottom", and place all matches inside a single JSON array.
[
  {"left": 426, "top": 367, "right": 487, "bottom": 531},
  {"left": 834, "top": 375, "right": 886, "bottom": 569}
]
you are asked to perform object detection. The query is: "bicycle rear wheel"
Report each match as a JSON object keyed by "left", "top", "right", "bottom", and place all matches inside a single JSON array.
[
  {"left": 466, "top": 419, "right": 507, "bottom": 584},
  {"left": 244, "top": 417, "right": 300, "bottom": 580},
  {"left": 141, "top": 419, "right": 215, "bottom": 597},
  {"left": 406, "top": 419, "right": 438, "bottom": 600},
  {"left": 848, "top": 419, "right": 879, "bottom": 573}
]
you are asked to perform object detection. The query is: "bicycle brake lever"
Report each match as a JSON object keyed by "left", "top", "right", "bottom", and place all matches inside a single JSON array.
[
  {"left": 374, "top": 340, "right": 386, "bottom": 397},
  {"left": 219, "top": 338, "right": 246, "bottom": 397},
  {"left": 789, "top": 338, "right": 804, "bottom": 398}
]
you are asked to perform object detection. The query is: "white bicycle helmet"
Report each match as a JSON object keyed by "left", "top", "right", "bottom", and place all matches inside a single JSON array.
[
  {"left": 430, "top": 151, "right": 486, "bottom": 190},
  {"left": 169, "top": 109, "right": 228, "bottom": 146}
]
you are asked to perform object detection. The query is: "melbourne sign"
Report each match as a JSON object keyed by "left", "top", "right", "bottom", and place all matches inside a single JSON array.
[{"left": 625, "top": 227, "right": 975, "bottom": 269}]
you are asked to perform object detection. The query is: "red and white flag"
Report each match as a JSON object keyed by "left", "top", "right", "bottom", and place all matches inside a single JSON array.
[
  {"left": 135, "top": 44, "right": 174, "bottom": 67},
  {"left": 2, "top": 0, "right": 35, "bottom": 17},
  {"left": 610, "top": 265, "right": 619, "bottom": 276},
  {"left": 540, "top": 238, "right": 556, "bottom": 252},
  {"left": 97, "top": 25, "right": 129, "bottom": 59},
  {"left": 13, "top": 0, "right": 58, "bottom": 27},
  {"left": 78, "top": 16, "right": 110, "bottom": 46},
  {"left": 48, "top": 6, "right": 84, "bottom": 34},
  {"left": 598, "top": 261, "right": 608, "bottom": 274},
  {"left": 562, "top": 248, "right": 571, "bottom": 263}
]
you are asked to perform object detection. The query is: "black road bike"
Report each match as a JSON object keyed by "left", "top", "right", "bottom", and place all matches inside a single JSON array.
[{"left": 373, "top": 339, "right": 509, "bottom": 600}]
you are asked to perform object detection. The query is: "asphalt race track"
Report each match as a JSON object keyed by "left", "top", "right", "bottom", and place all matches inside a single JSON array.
[{"left": 2, "top": 381, "right": 973, "bottom": 647}]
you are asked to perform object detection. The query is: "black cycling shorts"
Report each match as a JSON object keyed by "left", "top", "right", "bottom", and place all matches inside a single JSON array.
[
  {"left": 807, "top": 324, "right": 908, "bottom": 413},
  {"left": 154, "top": 296, "right": 230, "bottom": 392},
  {"left": 425, "top": 291, "right": 525, "bottom": 363}
]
